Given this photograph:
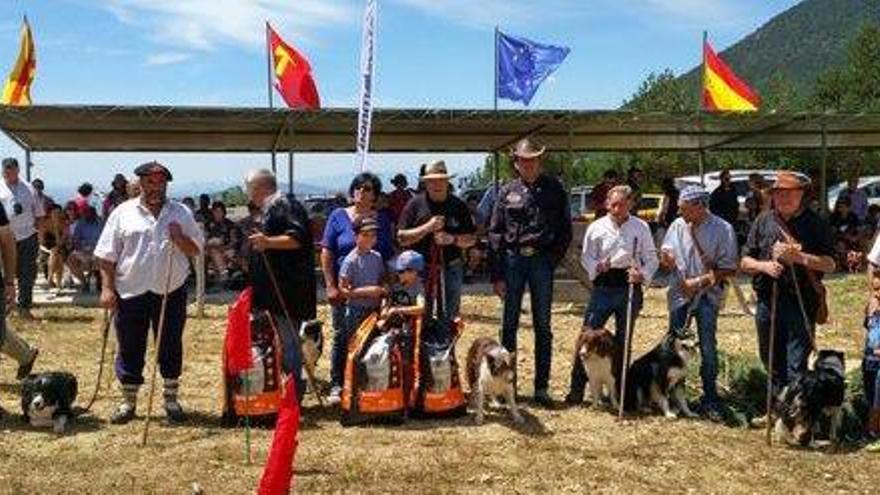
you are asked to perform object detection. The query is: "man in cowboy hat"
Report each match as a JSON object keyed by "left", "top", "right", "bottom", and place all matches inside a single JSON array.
[
  {"left": 96, "top": 161, "right": 204, "bottom": 424},
  {"left": 658, "top": 184, "right": 738, "bottom": 420},
  {"left": 488, "top": 137, "right": 571, "bottom": 408},
  {"left": 741, "top": 171, "right": 835, "bottom": 423},
  {"left": 398, "top": 160, "right": 476, "bottom": 326}
]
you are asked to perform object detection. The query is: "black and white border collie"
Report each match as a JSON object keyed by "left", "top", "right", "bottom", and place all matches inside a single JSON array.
[
  {"left": 774, "top": 350, "right": 845, "bottom": 447},
  {"left": 624, "top": 326, "right": 698, "bottom": 419},
  {"left": 21, "top": 372, "right": 78, "bottom": 433}
]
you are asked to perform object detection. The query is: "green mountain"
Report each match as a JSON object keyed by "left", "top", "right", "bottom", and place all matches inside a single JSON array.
[{"left": 679, "top": 0, "right": 880, "bottom": 102}]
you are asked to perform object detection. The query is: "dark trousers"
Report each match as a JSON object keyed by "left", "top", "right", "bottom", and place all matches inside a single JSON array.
[
  {"left": 755, "top": 293, "right": 812, "bottom": 396},
  {"left": 268, "top": 310, "right": 305, "bottom": 404},
  {"left": 864, "top": 359, "right": 880, "bottom": 409},
  {"left": 501, "top": 252, "right": 555, "bottom": 392},
  {"left": 114, "top": 286, "right": 187, "bottom": 385},
  {"left": 16, "top": 234, "right": 38, "bottom": 310},
  {"left": 568, "top": 285, "right": 643, "bottom": 399}
]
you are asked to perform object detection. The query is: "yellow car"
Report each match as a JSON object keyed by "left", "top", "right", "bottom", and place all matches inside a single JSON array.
[{"left": 573, "top": 192, "right": 663, "bottom": 224}]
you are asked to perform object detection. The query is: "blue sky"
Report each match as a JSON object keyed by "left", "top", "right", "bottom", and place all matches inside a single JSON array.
[{"left": 0, "top": 0, "right": 801, "bottom": 197}]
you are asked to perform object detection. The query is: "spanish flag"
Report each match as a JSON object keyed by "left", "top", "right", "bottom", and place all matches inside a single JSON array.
[
  {"left": 267, "top": 23, "right": 320, "bottom": 110},
  {"left": 702, "top": 41, "right": 759, "bottom": 112},
  {"left": 2, "top": 18, "right": 36, "bottom": 106}
]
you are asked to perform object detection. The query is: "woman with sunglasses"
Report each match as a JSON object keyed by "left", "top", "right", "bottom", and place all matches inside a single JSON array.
[{"left": 320, "top": 172, "right": 394, "bottom": 405}]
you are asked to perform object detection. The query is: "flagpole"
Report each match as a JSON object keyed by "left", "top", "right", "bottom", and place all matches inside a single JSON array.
[
  {"left": 493, "top": 26, "right": 500, "bottom": 194},
  {"left": 266, "top": 21, "right": 277, "bottom": 174},
  {"left": 698, "top": 30, "right": 707, "bottom": 187}
]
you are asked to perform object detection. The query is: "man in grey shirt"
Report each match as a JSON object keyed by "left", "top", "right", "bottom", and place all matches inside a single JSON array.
[{"left": 659, "top": 185, "right": 738, "bottom": 419}]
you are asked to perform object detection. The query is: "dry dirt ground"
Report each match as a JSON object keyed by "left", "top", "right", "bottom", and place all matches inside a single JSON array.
[{"left": 0, "top": 275, "right": 876, "bottom": 494}]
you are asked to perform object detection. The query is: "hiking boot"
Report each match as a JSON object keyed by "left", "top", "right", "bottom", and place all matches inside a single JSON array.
[
  {"left": 17, "top": 348, "right": 39, "bottom": 380},
  {"left": 164, "top": 401, "right": 187, "bottom": 424},
  {"left": 533, "top": 389, "right": 555, "bottom": 409},
  {"left": 110, "top": 403, "right": 136, "bottom": 425},
  {"left": 326, "top": 386, "right": 342, "bottom": 406}
]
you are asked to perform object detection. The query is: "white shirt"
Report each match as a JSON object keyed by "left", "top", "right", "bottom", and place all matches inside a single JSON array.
[
  {"left": 0, "top": 179, "right": 45, "bottom": 241},
  {"left": 95, "top": 198, "right": 204, "bottom": 299},
  {"left": 581, "top": 214, "right": 658, "bottom": 283},
  {"left": 868, "top": 234, "right": 880, "bottom": 267}
]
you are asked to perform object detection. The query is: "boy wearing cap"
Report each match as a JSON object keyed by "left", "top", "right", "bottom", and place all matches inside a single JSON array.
[
  {"left": 382, "top": 250, "right": 427, "bottom": 325},
  {"left": 96, "top": 161, "right": 204, "bottom": 424},
  {"left": 658, "top": 185, "right": 738, "bottom": 419},
  {"left": 329, "top": 215, "right": 387, "bottom": 404},
  {"left": 741, "top": 171, "right": 835, "bottom": 423}
]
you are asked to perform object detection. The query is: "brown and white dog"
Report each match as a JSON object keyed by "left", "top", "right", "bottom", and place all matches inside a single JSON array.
[
  {"left": 574, "top": 327, "right": 618, "bottom": 409},
  {"left": 465, "top": 337, "right": 523, "bottom": 425}
]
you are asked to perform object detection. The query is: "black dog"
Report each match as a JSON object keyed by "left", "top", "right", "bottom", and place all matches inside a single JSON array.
[
  {"left": 21, "top": 372, "right": 78, "bottom": 433},
  {"left": 774, "top": 350, "right": 845, "bottom": 446},
  {"left": 624, "top": 326, "right": 698, "bottom": 419}
]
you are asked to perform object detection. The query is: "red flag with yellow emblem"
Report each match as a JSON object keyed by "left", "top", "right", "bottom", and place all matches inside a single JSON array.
[
  {"left": 2, "top": 17, "right": 36, "bottom": 106},
  {"left": 267, "top": 23, "right": 320, "bottom": 110}
]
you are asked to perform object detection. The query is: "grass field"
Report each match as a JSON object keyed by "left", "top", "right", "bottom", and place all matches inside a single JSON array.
[{"left": 0, "top": 274, "right": 876, "bottom": 494}]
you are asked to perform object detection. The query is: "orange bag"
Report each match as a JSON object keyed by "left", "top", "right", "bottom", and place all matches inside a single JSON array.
[{"left": 222, "top": 310, "right": 283, "bottom": 425}]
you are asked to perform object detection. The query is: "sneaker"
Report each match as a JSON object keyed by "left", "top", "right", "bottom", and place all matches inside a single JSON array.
[
  {"left": 533, "top": 389, "right": 555, "bottom": 409},
  {"left": 326, "top": 386, "right": 342, "bottom": 406},
  {"left": 110, "top": 403, "right": 136, "bottom": 424},
  {"left": 164, "top": 402, "right": 187, "bottom": 424},
  {"left": 17, "top": 348, "right": 39, "bottom": 380}
]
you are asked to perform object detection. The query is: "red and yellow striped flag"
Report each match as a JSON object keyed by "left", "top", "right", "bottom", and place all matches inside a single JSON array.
[
  {"left": 2, "top": 18, "right": 36, "bottom": 106},
  {"left": 702, "top": 41, "right": 759, "bottom": 112}
]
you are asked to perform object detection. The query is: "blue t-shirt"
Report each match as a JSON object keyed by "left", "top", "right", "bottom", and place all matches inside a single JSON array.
[
  {"left": 340, "top": 248, "right": 386, "bottom": 308},
  {"left": 866, "top": 314, "right": 880, "bottom": 364},
  {"left": 321, "top": 208, "right": 394, "bottom": 278}
]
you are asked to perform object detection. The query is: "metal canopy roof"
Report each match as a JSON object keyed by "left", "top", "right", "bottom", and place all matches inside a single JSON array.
[{"left": 1, "top": 105, "right": 880, "bottom": 153}]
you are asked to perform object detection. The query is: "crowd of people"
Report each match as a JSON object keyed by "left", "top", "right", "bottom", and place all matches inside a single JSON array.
[{"left": 0, "top": 145, "right": 878, "bottom": 448}]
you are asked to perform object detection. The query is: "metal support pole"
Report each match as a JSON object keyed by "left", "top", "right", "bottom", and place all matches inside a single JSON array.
[
  {"left": 698, "top": 149, "right": 705, "bottom": 186},
  {"left": 820, "top": 123, "right": 828, "bottom": 214},
  {"left": 24, "top": 148, "right": 31, "bottom": 181},
  {"left": 288, "top": 150, "right": 294, "bottom": 196}
]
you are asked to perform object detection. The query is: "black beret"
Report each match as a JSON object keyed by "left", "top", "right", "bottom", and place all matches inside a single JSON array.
[{"left": 134, "top": 161, "right": 173, "bottom": 181}]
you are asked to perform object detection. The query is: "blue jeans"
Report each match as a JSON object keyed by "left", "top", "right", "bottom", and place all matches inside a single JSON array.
[
  {"left": 755, "top": 294, "right": 812, "bottom": 396},
  {"left": 501, "top": 253, "right": 555, "bottom": 392},
  {"left": 329, "top": 304, "right": 374, "bottom": 388},
  {"left": 568, "top": 285, "right": 643, "bottom": 399},
  {"left": 271, "top": 311, "right": 304, "bottom": 403},
  {"left": 424, "top": 260, "right": 464, "bottom": 327},
  {"left": 864, "top": 359, "right": 880, "bottom": 409},
  {"left": 670, "top": 296, "right": 719, "bottom": 404}
]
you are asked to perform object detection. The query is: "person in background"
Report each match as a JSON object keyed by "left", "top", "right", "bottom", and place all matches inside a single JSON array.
[
  {"left": 321, "top": 172, "right": 395, "bottom": 404},
  {"left": 488, "top": 138, "right": 571, "bottom": 408},
  {"left": 236, "top": 202, "right": 262, "bottom": 273},
  {"left": 655, "top": 176, "right": 680, "bottom": 245},
  {"left": 67, "top": 206, "right": 103, "bottom": 291},
  {"left": 73, "top": 182, "right": 94, "bottom": 217},
  {"left": 127, "top": 178, "right": 142, "bottom": 199},
  {"left": 103, "top": 173, "right": 129, "bottom": 218},
  {"left": 626, "top": 166, "right": 645, "bottom": 216},
  {"left": 182, "top": 196, "right": 196, "bottom": 212},
  {"left": 0, "top": 158, "right": 46, "bottom": 320},
  {"left": 840, "top": 172, "right": 868, "bottom": 223},
  {"left": 194, "top": 194, "right": 211, "bottom": 225},
  {"left": 388, "top": 174, "right": 413, "bottom": 223},
  {"left": 31, "top": 178, "right": 54, "bottom": 213},
  {"left": 40, "top": 204, "right": 67, "bottom": 292},
  {"left": 204, "top": 201, "right": 241, "bottom": 286},
  {"left": 591, "top": 169, "right": 620, "bottom": 219},
  {"left": 829, "top": 196, "right": 862, "bottom": 270},
  {"left": 744, "top": 173, "right": 765, "bottom": 222},
  {"left": 709, "top": 169, "right": 740, "bottom": 228}
]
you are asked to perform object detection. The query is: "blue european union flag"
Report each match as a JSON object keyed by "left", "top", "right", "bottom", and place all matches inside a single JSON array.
[{"left": 496, "top": 30, "right": 570, "bottom": 106}]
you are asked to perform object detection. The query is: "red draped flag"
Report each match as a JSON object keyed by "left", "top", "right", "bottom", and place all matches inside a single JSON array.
[
  {"left": 267, "top": 22, "right": 320, "bottom": 110},
  {"left": 257, "top": 377, "right": 300, "bottom": 495}
]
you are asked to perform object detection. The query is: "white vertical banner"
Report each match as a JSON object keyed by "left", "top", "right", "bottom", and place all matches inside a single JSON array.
[{"left": 355, "top": 0, "right": 377, "bottom": 172}]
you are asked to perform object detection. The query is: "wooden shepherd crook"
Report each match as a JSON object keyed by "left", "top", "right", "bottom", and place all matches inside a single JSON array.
[
  {"left": 765, "top": 280, "right": 779, "bottom": 446},
  {"left": 618, "top": 237, "right": 639, "bottom": 421},
  {"left": 141, "top": 245, "right": 176, "bottom": 447}
]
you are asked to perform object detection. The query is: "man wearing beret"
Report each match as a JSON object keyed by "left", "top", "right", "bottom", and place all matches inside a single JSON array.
[
  {"left": 741, "top": 171, "right": 835, "bottom": 424},
  {"left": 658, "top": 185, "right": 738, "bottom": 420},
  {"left": 96, "top": 161, "right": 204, "bottom": 424}
]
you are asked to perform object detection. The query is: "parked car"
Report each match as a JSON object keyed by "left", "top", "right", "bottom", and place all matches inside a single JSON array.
[
  {"left": 572, "top": 191, "right": 663, "bottom": 224},
  {"left": 676, "top": 169, "right": 809, "bottom": 219},
  {"left": 827, "top": 176, "right": 880, "bottom": 211},
  {"left": 569, "top": 186, "right": 593, "bottom": 218}
]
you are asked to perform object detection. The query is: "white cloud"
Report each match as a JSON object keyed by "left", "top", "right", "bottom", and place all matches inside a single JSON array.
[
  {"left": 144, "top": 52, "right": 192, "bottom": 66},
  {"left": 104, "top": 0, "right": 354, "bottom": 52}
]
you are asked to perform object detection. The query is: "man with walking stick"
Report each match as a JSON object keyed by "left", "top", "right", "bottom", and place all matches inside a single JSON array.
[
  {"left": 658, "top": 185, "right": 738, "bottom": 421},
  {"left": 95, "top": 162, "right": 203, "bottom": 424},
  {"left": 740, "top": 171, "right": 835, "bottom": 428},
  {"left": 245, "top": 169, "right": 317, "bottom": 404},
  {"left": 488, "top": 138, "right": 571, "bottom": 408},
  {"left": 566, "top": 185, "right": 656, "bottom": 406}
]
